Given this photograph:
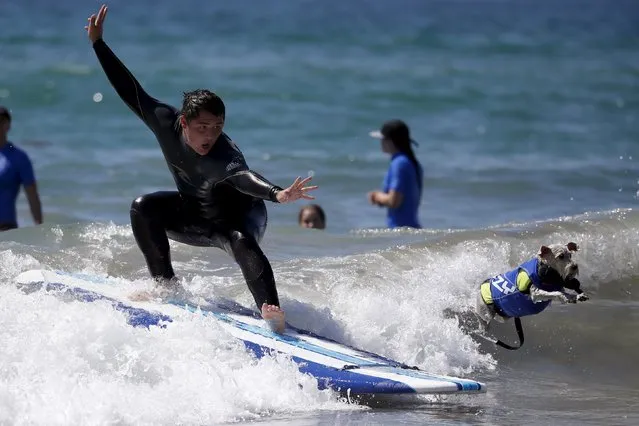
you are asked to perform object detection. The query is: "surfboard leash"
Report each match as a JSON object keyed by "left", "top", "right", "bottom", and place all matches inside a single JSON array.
[{"left": 475, "top": 317, "right": 524, "bottom": 350}]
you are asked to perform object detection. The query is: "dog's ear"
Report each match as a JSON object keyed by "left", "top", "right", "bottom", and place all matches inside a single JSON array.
[
  {"left": 539, "top": 245, "right": 552, "bottom": 258},
  {"left": 567, "top": 242, "right": 579, "bottom": 252}
]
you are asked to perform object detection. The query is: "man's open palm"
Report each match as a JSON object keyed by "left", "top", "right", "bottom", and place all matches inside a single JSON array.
[{"left": 86, "top": 4, "right": 108, "bottom": 43}]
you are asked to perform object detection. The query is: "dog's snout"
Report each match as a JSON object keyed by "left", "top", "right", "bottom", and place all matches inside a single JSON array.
[{"left": 570, "top": 263, "right": 578, "bottom": 271}]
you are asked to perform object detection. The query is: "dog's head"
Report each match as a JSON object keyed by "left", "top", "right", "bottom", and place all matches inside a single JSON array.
[{"left": 538, "top": 242, "right": 579, "bottom": 281}]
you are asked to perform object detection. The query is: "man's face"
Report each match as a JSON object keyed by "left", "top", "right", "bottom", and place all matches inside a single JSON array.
[{"left": 181, "top": 111, "right": 224, "bottom": 155}]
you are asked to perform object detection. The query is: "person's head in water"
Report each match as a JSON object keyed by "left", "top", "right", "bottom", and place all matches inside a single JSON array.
[
  {"left": 298, "top": 204, "right": 326, "bottom": 230},
  {"left": 179, "top": 89, "right": 225, "bottom": 156},
  {"left": 0, "top": 106, "right": 11, "bottom": 145}
]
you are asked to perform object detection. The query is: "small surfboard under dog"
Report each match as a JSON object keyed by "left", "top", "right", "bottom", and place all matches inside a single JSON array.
[{"left": 14, "top": 269, "right": 487, "bottom": 396}]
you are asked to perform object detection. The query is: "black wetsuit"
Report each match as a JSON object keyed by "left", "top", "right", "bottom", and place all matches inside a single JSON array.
[{"left": 93, "top": 39, "right": 283, "bottom": 309}]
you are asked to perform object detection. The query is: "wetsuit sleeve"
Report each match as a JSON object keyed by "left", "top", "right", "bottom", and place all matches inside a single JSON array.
[
  {"left": 221, "top": 171, "right": 283, "bottom": 203},
  {"left": 92, "top": 39, "right": 172, "bottom": 134}
]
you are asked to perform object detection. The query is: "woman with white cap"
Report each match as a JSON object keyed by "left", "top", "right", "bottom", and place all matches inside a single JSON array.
[{"left": 367, "top": 119, "right": 423, "bottom": 229}]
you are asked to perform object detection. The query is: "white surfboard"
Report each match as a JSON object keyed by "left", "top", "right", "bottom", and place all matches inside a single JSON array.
[{"left": 14, "top": 269, "right": 487, "bottom": 396}]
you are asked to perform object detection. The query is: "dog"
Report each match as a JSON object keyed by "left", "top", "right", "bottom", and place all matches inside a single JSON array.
[{"left": 475, "top": 242, "right": 588, "bottom": 333}]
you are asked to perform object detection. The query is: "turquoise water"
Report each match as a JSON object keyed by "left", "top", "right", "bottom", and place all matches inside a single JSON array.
[
  {"left": 1, "top": 1, "right": 639, "bottom": 424},
  {"left": 2, "top": 0, "right": 637, "bottom": 231}
]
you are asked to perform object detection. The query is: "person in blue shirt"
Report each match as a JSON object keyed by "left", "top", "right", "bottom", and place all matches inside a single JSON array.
[
  {"left": 367, "top": 119, "right": 423, "bottom": 229},
  {"left": 0, "top": 106, "right": 43, "bottom": 231}
]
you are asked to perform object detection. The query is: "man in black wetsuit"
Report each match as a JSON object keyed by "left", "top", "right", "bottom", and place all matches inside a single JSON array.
[{"left": 85, "top": 5, "right": 317, "bottom": 333}]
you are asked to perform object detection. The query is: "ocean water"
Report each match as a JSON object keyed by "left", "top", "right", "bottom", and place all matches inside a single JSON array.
[{"left": 1, "top": 0, "right": 639, "bottom": 424}]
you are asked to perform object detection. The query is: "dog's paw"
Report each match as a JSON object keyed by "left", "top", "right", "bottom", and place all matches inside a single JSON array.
[
  {"left": 560, "top": 293, "right": 577, "bottom": 304},
  {"left": 576, "top": 293, "right": 589, "bottom": 302}
]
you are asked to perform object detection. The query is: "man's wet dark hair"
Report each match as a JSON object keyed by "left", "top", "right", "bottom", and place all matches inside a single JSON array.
[{"left": 181, "top": 89, "right": 225, "bottom": 122}]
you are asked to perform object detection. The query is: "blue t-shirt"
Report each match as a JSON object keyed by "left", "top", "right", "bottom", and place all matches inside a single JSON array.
[
  {"left": 382, "top": 153, "right": 422, "bottom": 228},
  {"left": 0, "top": 142, "right": 36, "bottom": 224}
]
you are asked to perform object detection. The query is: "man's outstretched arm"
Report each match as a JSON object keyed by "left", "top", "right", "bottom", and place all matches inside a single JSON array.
[
  {"left": 223, "top": 172, "right": 318, "bottom": 204},
  {"left": 87, "top": 5, "right": 168, "bottom": 132}
]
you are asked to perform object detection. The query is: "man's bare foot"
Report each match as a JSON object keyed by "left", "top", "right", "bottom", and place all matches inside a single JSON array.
[{"left": 261, "top": 303, "right": 285, "bottom": 334}]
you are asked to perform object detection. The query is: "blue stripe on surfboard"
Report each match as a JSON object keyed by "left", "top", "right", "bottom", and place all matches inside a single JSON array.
[
  {"left": 53, "top": 270, "right": 415, "bottom": 366},
  {"left": 36, "top": 271, "right": 482, "bottom": 392},
  {"left": 176, "top": 302, "right": 481, "bottom": 392},
  {"left": 177, "top": 302, "right": 385, "bottom": 366},
  {"left": 191, "top": 302, "right": 483, "bottom": 391},
  {"left": 241, "top": 340, "right": 415, "bottom": 394},
  {"left": 34, "top": 282, "right": 173, "bottom": 328},
  {"left": 27, "top": 280, "right": 418, "bottom": 394}
]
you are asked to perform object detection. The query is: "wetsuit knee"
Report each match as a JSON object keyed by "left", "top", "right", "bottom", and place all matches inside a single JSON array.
[
  {"left": 130, "top": 195, "right": 149, "bottom": 216},
  {"left": 129, "top": 192, "right": 181, "bottom": 280},
  {"left": 227, "top": 230, "right": 256, "bottom": 260},
  {"left": 130, "top": 192, "right": 177, "bottom": 221},
  {"left": 229, "top": 229, "right": 247, "bottom": 245}
]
